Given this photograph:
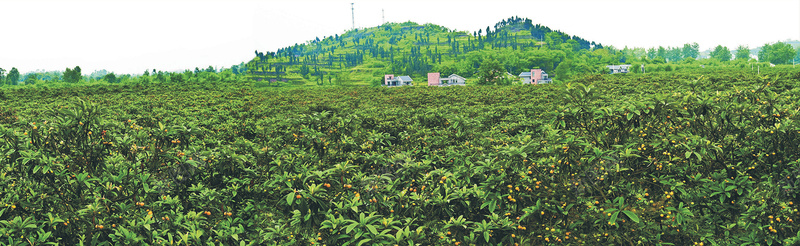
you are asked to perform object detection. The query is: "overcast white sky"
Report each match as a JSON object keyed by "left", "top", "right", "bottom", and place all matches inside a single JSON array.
[{"left": 1, "top": 0, "right": 798, "bottom": 75}]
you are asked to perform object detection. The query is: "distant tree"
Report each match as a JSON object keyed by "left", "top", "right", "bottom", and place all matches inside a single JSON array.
[
  {"left": 666, "top": 47, "right": 683, "bottom": 62},
  {"left": 545, "top": 32, "right": 563, "bottom": 49},
  {"left": 64, "top": 68, "right": 73, "bottom": 83},
  {"left": 476, "top": 57, "right": 503, "bottom": 85},
  {"left": 206, "top": 66, "right": 215, "bottom": 73},
  {"left": 143, "top": 69, "right": 150, "bottom": 76},
  {"left": 7, "top": 67, "right": 19, "bottom": 85},
  {"left": 594, "top": 43, "right": 604, "bottom": 50},
  {"left": 656, "top": 46, "right": 667, "bottom": 60},
  {"left": 759, "top": 42, "right": 795, "bottom": 64},
  {"left": 735, "top": 45, "right": 751, "bottom": 60},
  {"left": 334, "top": 71, "right": 351, "bottom": 86},
  {"left": 758, "top": 44, "right": 772, "bottom": 62},
  {"left": 103, "top": 73, "right": 117, "bottom": 83},
  {"left": 0, "top": 68, "right": 5, "bottom": 85},
  {"left": 156, "top": 71, "right": 165, "bottom": 82},
  {"left": 64, "top": 66, "right": 82, "bottom": 83},
  {"left": 710, "top": 45, "right": 732, "bottom": 61},
  {"left": 554, "top": 59, "right": 572, "bottom": 80},
  {"left": 646, "top": 47, "right": 656, "bottom": 60},
  {"left": 681, "top": 42, "right": 699, "bottom": 59},
  {"left": 795, "top": 48, "right": 800, "bottom": 63},
  {"left": 299, "top": 64, "right": 310, "bottom": 77},
  {"left": 183, "top": 70, "right": 194, "bottom": 81},
  {"left": 236, "top": 62, "right": 247, "bottom": 74},
  {"left": 170, "top": 72, "right": 184, "bottom": 83},
  {"left": 24, "top": 74, "right": 37, "bottom": 85}
]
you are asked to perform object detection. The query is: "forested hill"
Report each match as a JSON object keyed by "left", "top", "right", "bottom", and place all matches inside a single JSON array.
[{"left": 247, "top": 17, "right": 610, "bottom": 86}]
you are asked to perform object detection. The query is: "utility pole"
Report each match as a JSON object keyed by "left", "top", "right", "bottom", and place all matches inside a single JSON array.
[{"left": 351, "top": 3, "right": 355, "bottom": 30}]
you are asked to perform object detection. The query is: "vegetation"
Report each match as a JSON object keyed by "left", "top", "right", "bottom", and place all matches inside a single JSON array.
[
  {"left": 1, "top": 17, "right": 799, "bottom": 244},
  {"left": 237, "top": 19, "right": 795, "bottom": 86},
  {"left": 759, "top": 42, "right": 799, "bottom": 65},
  {"left": 2, "top": 18, "right": 798, "bottom": 87},
  {"left": 2, "top": 67, "right": 800, "bottom": 245},
  {"left": 245, "top": 18, "right": 612, "bottom": 86},
  {"left": 736, "top": 45, "right": 752, "bottom": 60},
  {"left": 709, "top": 45, "right": 732, "bottom": 62}
]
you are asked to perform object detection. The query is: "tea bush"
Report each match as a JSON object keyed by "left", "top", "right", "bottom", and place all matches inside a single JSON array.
[{"left": 1, "top": 68, "right": 800, "bottom": 245}]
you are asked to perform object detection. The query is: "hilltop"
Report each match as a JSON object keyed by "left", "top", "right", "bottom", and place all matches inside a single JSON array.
[
  {"left": 247, "top": 17, "right": 606, "bottom": 86},
  {"left": 244, "top": 16, "right": 800, "bottom": 87}
]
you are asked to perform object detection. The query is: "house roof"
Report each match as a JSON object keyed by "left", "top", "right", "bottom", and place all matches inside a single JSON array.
[
  {"left": 448, "top": 74, "right": 466, "bottom": 80},
  {"left": 519, "top": 72, "right": 531, "bottom": 77},
  {"left": 607, "top": 65, "right": 632, "bottom": 69},
  {"left": 398, "top": 76, "right": 413, "bottom": 81}
]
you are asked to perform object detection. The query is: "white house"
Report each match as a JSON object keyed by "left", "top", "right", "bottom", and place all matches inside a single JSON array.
[
  {"left": 607, "top": 65, "right": 632, "bottom": 74},
  {"left": 385, "top": 74, "right": 414, "bottom": 86},
  {"left": 428, "top": 73, "right": 466, "bottom": 86}
]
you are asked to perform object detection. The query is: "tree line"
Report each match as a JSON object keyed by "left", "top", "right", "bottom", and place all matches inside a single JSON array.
[{"left": 0, "top": 62, "right": 249, "bottom": 86}]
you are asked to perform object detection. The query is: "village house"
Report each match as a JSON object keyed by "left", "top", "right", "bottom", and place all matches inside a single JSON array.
[
  {"left": 427, "top": 73, "right": 467, "bottom": 86},
  {"left": 384, "top": 74, "right": 414, "bottom": 87},
  {"left": 607, "top": 65, "right": 632, "bottom": 74},
  {"left": 518, "top": 68, "right": 552, "bottom": 84}
]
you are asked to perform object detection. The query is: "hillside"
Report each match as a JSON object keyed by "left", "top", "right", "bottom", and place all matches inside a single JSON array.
[{"left": 247, "top": 17, "right": 605, "bottom": 86}]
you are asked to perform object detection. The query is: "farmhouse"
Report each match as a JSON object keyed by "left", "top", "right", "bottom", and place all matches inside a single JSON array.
[
  {"left": 607, "top": 64, "right": 632, "bottom": 74},
  {"left": 427, "top": 73, "right": 467, "bottom": 86},
  {"left": 518, "top": 68, "right": 552, "bottom": 84},
  {"left": 384, "top": 74, "right": 414, "bottom": 86}
]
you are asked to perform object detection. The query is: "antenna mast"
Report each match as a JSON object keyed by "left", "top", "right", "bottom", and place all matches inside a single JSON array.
[{"left": 351, "top": 3, "right": 355, "bottom": 30}]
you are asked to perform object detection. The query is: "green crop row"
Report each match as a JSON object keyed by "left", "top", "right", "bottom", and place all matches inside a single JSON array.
[{"left": 1, "top": 68, "right": 800, "bottom": 245}]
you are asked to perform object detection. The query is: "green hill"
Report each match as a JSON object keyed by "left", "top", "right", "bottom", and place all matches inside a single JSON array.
[{"left": 247, "top": 17, "right": 605, "bottom": 86}]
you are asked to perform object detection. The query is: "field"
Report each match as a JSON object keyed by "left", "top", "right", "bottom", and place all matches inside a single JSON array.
[{"left": 2, "top": 68, "right": 800, "bottom": 245}]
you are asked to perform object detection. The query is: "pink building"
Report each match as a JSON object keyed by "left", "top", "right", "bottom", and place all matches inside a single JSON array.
[
  {"left": 384, "top": 74, "right": 395, "bottom": 86},
  {"left": 519, "top": 69, "right": 552, "bottom": 84},
  {"left": 532, "top": 69, "right": 546, "bottom": 84},
  {"left": 427, "top": 73, "right": 441, "bottom": 86}
]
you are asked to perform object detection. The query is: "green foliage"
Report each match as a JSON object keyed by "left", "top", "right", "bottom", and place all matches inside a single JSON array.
[
  {"left": 103, "top": 73, "right": 117, "bottom": 83},
  {"left": 2, "top": 68, "right": 800, "bottom": 245},
  {"left": 710, "top": 45, "right": 732, "bottom": 61},
  {"left": 682, "top": 42, "right": 700, "bottom": 59},
  {"left": 759, "top": 42, "right": 797, "bottom": 64},
  {"left": 245, "top": 19, "right": 605, "bottom": 86},
  {"left": 64, "top": 66, "right": 82, "bottom": 83},
  {"left": 736, "top": 45, "right": 752, "bottom": 60},
  {"left": 476, "top": 56, "right": 503, "bottom": 85},
  {"left": 0, "top": 68, "right": 5, "bottom": 85},
  {"left": 7, "top": 67, "right": 19, "bottom": 86},
  {"left": 23, "top": 74, "right": 37, "bottom": 85},
  {"left": 554, "top": 59, "right": 573, "bottom": 80}
]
